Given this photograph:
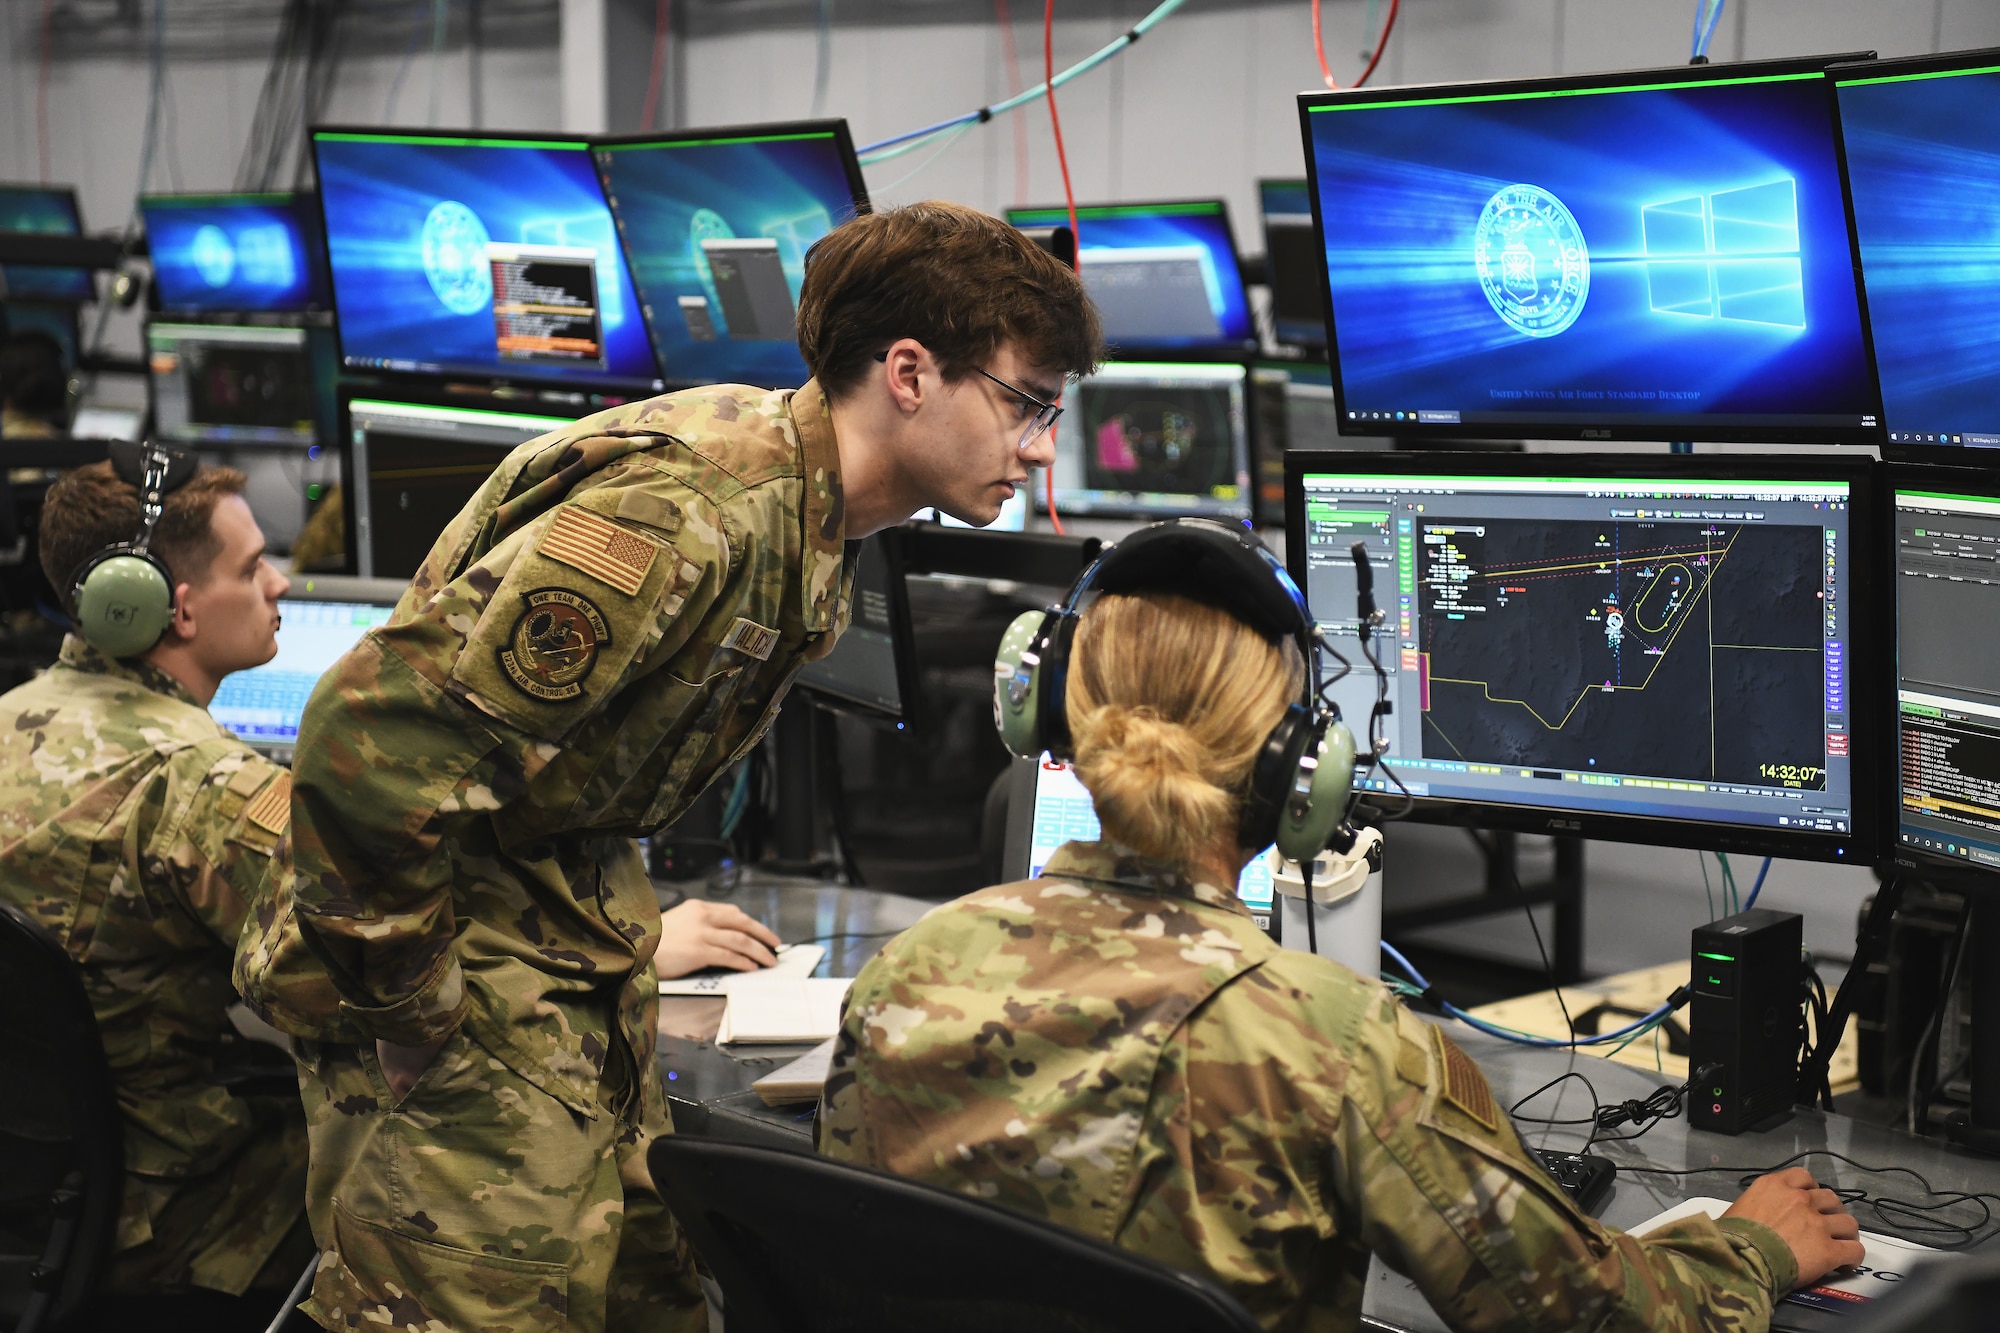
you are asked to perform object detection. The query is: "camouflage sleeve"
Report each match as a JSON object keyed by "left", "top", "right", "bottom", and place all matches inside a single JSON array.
[
  {"left": 1334, "top": 995, "right": 1794, "bottom": 1333},
  {"left": 148, "top": 744, "right": 293, "bottom": 948},
  {"left": 233, "top": 845, "right": 363, "bottom": 1042}
]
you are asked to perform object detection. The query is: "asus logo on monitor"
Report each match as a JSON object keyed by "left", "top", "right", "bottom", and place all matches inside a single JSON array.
[
  {"left": 1546, "top": 818, "right": 1582, "bottom": 831},
  {"left": 1582, "top": 429, "right": 1611, "bottom": 439}
]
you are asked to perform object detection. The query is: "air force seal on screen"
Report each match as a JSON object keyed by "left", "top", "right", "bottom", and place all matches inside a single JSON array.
[
  {"left": 1473, "top": 184, "right": 1589, "bottom": 338},
  {"left": 499, "top": 588, "right": 610, "bottom": 702}
]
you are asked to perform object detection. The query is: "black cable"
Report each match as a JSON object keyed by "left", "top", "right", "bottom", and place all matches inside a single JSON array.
[{"left": 790, "top": 930, "right": 903, "bottom": 946}]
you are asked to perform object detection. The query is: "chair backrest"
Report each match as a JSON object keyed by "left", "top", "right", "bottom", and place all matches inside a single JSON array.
[
  {"left": 648, "top": 1135, "right": 1265, "bottom": 1333},
  {"left": 0, "top": 902, "right": 124, "bottom": 1332},
  {"left": 1845, "top": 1250, "right": 2000, "bottom": 1333}
]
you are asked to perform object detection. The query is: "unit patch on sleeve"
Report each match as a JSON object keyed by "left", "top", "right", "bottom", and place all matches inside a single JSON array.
[
  {"left": 539, "top": 504, "right": 658, "bottom": 596},
  {"left": 720, "top": 617, "right": 779, "bottom": 661},
  {"left": 498, "top": 588, "right": 612, "bottom": 702},
  {"left": 1433, "top": 1026, "right": 1499, "bottom": 1131}
]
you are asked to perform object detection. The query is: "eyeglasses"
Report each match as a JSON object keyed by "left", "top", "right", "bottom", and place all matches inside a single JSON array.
[{"left": 974, "top": 367, "right": 1064, "bottom": 451}]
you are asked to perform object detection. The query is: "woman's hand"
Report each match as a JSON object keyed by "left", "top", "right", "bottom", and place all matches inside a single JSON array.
[{"left": 653, "top": 899, "right": 782, "bottom": 979}]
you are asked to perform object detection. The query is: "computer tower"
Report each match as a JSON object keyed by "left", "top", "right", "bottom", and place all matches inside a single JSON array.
[{"left": 1689, "top": 908, "right": 1805, "bottom": 1135}]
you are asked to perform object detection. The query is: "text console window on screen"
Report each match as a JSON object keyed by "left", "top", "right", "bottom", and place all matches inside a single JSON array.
[
  {"left": 1836, "top": 56, "right": 2000, "bottom": 450},
  {"left": 595, "top": 123, "right": 868, "bottom": 390},
  {"left": 313, "top": 130, "right": 660, "bottom": 391},
  {"left": 1294, "top": 463, "right": 1868, "bottom": 861},
  {"left": 1300, "top": 62, "right": 1879, "bottom": 443}
]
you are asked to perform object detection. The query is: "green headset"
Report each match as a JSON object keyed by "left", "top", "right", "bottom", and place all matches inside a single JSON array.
[
  {"left": 68, "top": 441, "right": 199, "bottom": 659},
  {"left": 992, "top": 518, "right": 1358, "bottom": 864}
]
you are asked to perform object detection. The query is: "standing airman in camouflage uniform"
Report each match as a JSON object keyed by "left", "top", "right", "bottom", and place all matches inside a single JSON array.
[
  {"left": 239, "top": 201, "right": 1102, "bottom": 1333},
  {"left": 0, "top": 460, "right": 311, "bottom": 1306},
  {"left": 820, "top": 579, "right": 1864, "bottom": 1332}
]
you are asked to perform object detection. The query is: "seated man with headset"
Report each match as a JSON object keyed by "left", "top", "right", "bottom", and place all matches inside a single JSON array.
[
  {"left": 819, "top": 519, "right": 1863, "bottom": 1331},
  {"left": 0, "top": 444, "right": 313, "bottom": 1323}
]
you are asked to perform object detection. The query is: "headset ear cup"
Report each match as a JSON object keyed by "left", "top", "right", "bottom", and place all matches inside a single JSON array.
[
  {"left": 72, "top": 551, "right": 175, "bottom": 659},
  {"left": 993, "top": 609, "right": 1054, "bottom": 759},
  {"left": 1274, "top": 719, "right": 1356, "bottom": 864}
]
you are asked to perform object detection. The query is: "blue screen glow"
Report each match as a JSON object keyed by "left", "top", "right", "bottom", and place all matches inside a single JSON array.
[
  {"left": 0, "top": 184, "right": 92, "bottom": 302},
  {"left": 143, "top": 193, "right": 330, "bottom": 313},
  {"left": 1303, "top": 71, "right": 1877, "bottom": 437},
  {"left": 1837, "top": 63, "right": 2000, "bottom": 447},
  {"left": 314, "top": 132, "right": 659, "bottom": 389},
  {"left": 1007, "top": 201, "right": 1255, "bottom": 352},
  {"left": 596, "top": 128, "right": 865, "bottom": 390},
  {"left": 1259, "top": 179, "right": 1313, "bottom": 219}
]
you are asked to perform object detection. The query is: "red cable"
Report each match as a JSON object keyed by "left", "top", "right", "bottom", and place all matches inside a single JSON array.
[
  {"left": 993, "top": 0, "right": 1029, "bottom": 206},
  {"left": 37, "top": 0, "right": 55, "bottom": 183},
  {"left": 639, "top": 0, "right": 671, "bottom": 130},
  {"left": 1313, "top": 0, "right": 1400, "bottom": 90},
  {"left": 1042, "top": 0, "right": 1075, "bottom": 536}
]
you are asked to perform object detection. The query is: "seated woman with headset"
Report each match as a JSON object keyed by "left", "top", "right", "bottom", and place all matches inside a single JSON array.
[{"left": 818, "top": 518, "right": 1861, "bottom": 1331}]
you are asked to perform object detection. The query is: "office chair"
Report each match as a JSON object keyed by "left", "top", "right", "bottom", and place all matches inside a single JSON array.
[
  {"left": 1845, "top": 1249, "right": 2000, "bottom": 1331},
  {"left": 0, "top": 903, "right": 124, "bottom": 1333},
  {"left": 647, "top": 1135, "right": 1265, "bottom": 1333}
]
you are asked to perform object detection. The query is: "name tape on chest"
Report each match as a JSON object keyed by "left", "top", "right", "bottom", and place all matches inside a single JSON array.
[
  {"left": 721, "top": 617, "right": 780, "bottom": 661},
  {"left": 539, "top": 505, "right": 658, "bottom": 597},
  {"left": 243, "top": 771, "right": 292, "bottom": 836}
]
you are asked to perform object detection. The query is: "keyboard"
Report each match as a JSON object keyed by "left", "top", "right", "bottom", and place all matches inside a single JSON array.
[{"left": 1531, "top": 1148, "right": 1615, "bottom": 1213}]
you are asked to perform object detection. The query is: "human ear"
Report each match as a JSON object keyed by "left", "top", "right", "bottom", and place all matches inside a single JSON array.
[{"left": 881, "top": 339, "right": 928, "bottom": 416}]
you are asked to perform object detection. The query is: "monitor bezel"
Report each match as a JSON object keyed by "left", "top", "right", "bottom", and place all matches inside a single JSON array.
[
  {"left": 0, "top": 180, "right": 94, "bottom": 304},
  {"left": 1283, "top": 448, "right": 1886, "bottom": 865},
  {"left": 1296, "top": 54, "right": 1887, "bottom": 447},
  {"left": 589, "top": 118, "right": 871, "bottom": 392},
  {"left": 308, "top": 124, "right": 665, "bottom": 397},
  {"left": 1885, "top": 460, "right": 2000, "bottom": 882},
  {"left": 1032, "top": 358, "right": 1255, "bottom": 521},
  {"left": 794, "top": 522, "right": 923, "bottom": 731},
  {"left": 1004, "top": 197, "right": 1259, "bottom": 357},
  {"left": 1831, "top": 49, "right": 2000, "bottom": 465},
  {"left": 139, "top": 190, "right": 333, "bottom": 315}
]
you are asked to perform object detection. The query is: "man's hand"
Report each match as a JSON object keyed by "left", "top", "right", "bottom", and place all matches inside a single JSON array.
[
  {"left": 654, "top": 899, "right": 782, "bottom": 979},
  {"left": 376, "top": 1034, "right": 451, "bottom": 1102},
  {"left": 1722, "top": 1166, "right": 1866, "bottom": 1286}
]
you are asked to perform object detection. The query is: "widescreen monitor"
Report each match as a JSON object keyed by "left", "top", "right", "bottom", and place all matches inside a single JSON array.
[
  {"left": 209, "top": 584, "right": 399, "bottom": 760},
  {"left": 0, "top": 183, "right": 93, "bottom": 302},
  {"left": 595, "top": 121, "right": 869, "bottom": 390},
  {"left": 1005, "top": 201, "right": 1255, "bottom": 353},
  {"left": 312, "top": 128, "right": 661, "bottom": 393},
  {"left": 142, "top": 192, "right": 330, "bottom": 313},
  {"left": 1299, "top": 58, "right": 1882, "bottom": 443},
  {"left": 1285, "top": 453, "right": 1880, "bottom": 863},
  {"left": 795, "top": 527, "right": 918, "bottom": 727},
  {"left": 343, "top": 395, "right": 572, "bottom": 578},
  {"left": 1834, "top": 52, "right": 2000, "bottom": 454},
  {"left": 150, "top": 322, "right": 329, "bottom": 445},
  {"left": 1892, "top": 470, "right": 2000, "bottom": 875},
  {"left": 1259, "top": 179, "right": 1327, "bottom": 351},
  {"left": 1041, "top": 361, "right": 1252, "bottom": 520}
]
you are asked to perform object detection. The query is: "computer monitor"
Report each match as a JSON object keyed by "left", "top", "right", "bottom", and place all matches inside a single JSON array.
[
  {"left": 594, "top": 121, "right": 869, "bottom": 390},
  {"left": 1833, "top": 52, "right": 2000, "bottom": 455},
  {"left": 141, "top": 192, "right": 331, "bottom": 314},
  {"left": 795, "top": 527, "right": 919, "bottom": 728},
  {"left": 150, "top": 321, "right": 330, "bottom": 446},
  {"left": 1040, "top": 361, "right": 1252, "bottom": 520},
  {"left": 312, "top": 128, "right": 662, "bottom": 393},
  {"left": 1249, "top": 362, "right": 1339, "bottom": 526},
  {"left": 208, "top": 577, "right": 403, "bottom": 761},
  {"left": 1285, "top": 453, "right": 1881, "bottom": 863},
  {"left": 1890, "top": 469, "right": 2000, "bottom": 873},
  {"left": 1000, "top": 754, "right": 1278, "bottom": 926},
  {"left": 0, "top": 301, "right": 79, "bottom": 375},
  {"left": 0, "top": 184, "right": 93, "bottom": 303},
  {"left": 1299, "top": 57, "right": 1882, "bottom": 444},
  {"left": 1004, "top": 201, "right": 1255, "bottom": 353},
  {"left": 343, "top": 394, "right": 572, "bottom": 578},
  {"left": 1259, "top": 179, "right": 1326, "bottom": 351}
]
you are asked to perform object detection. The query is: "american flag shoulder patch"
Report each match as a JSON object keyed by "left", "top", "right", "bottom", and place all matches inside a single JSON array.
[
  {"left": 243, "top": 772, "right": 292, "bottom": 836},
  {"left": 538, "top": 506, "right": 659, "bottom": 597},
  {"left": 1433, "top": 1026, "right": 1499, "bottom": 1130},
  {"left": 721, "top": 618, "right": 780, "bottom": 661}
]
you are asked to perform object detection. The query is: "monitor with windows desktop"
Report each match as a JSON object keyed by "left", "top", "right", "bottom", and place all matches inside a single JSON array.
[
  {"left": 1298, "top": 56, "right": 1882, "bottom": 444},
  {"left": 0, "top": 183, "right": 94, "bottom": 303},
  {"left": 209, "top": 579, "right": 402, "bottom": 760},
  {"left": 1005, "top": 200, "right": 1256, "bottom": 354},
  {"left": 594, "top": 121, "right": 869, "bottom": 390},
  {"left": 1834, "top": 51, "right": 2000, "bottom": 455},
  {"left": 342, "top": 394, "right": 574, "bottom": 578},
  {"left": 142, "top": 192, "right": 330, "bottom": 314},
  {"left": 312, "top": 128, "right": 661, "bottom": 394},
  {"left": 1285, "top": 454, "right": 1881, "bottom": 864},
  {"left": 1041, "top": 361, "right": 1252, "bottom": 520}
]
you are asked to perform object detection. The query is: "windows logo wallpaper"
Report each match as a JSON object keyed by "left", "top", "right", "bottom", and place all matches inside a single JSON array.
[{"left": 1308, "top": 77, "right": 1873, "bottom": 426}]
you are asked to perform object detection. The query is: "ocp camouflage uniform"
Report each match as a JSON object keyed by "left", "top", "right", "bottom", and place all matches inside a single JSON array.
[
  {"left": 819, "top": 839, "right": 1799, "bottom": 1332},
  {"left": 240, "top": 382, "right": 854, "bottom": 1333},
  {"left": 0, "top": 636, "right": 308, "bottom": 1296}
]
